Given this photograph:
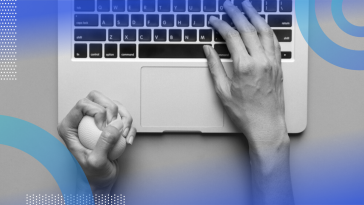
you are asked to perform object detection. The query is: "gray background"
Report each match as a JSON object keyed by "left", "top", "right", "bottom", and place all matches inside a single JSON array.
[{"left": 1, "top": 0, "right": 364, "bottom": 204}]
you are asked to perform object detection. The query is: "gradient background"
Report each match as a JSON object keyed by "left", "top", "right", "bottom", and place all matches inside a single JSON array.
[{"left": 1, "top": 0, "right": 364, "bottom": 204}]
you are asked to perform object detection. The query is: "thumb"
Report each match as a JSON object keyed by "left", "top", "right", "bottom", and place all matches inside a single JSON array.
[{"left": 90, "top": 125, "right": 121, "bottom": 162}]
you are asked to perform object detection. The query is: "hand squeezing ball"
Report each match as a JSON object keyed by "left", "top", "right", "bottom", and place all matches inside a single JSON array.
[{"left": 78, "top": 115, "right": 126, "bottom": 161}]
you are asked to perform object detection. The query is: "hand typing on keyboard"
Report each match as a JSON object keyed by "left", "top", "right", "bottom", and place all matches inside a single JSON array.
[
  {"left": 57, "top": 91, "right": 137, "bottom": 194},
  {"left": 203, "top": 1, "right": 294, "bottom": 204}
]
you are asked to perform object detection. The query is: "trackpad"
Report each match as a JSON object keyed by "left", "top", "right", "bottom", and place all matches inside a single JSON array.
[{"left": 141, "top": 67, "right": 224, "bottom": 128}]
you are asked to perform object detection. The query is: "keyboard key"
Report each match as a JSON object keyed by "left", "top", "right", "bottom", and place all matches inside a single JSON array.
[
  {"left": 158, "top": 0, "right": 170, "bottom": 11},
  {"left": 169, "top": 29, "right": 182, "bottom": 41},
  {"left": 97, "top": 0, "right": 110, "bottom": 11},
  {"left": 139, "top": 44, "right": 209, "bottom": 58},
  {"left": 250, "top": 0, "right": 262, "bottom": 12},
  {"left": 199, "top": 29, "right": 212, "bottom": 42},
  {"left": 128, "top": 0, "right": 140, "bottom": 11},
  {"left": 116, "top": 14, "right": 129, "bottom": 27},
  {"left": 222, "top": 14, "right": 234, "bottom": 27},
  {"left": 268, "top": 15, "right": 292, "bottom": 27},
  {"left": 112, "top": 0, "right": 125, "bottom": 11},
  {"left": 101, "top": 14, "right": 114, "bottom": 27},
  {"left": 173, "top": 0, "right": 186, "bottom": 12},
  {"left": 143, "top": 0, "right": 155, "bottom": 11},
  {"left": 75, "top": 0, "right": 95, "bottom": 11},
  {"left": 139, "top": 29, "right": 152, "bottom": 41},
  {"left": 184, "top": 29, "right": 197, "bottom": 42},
  {"left": 105, "top": 44, "right": 117, "bottom": 58},
  {"left": 203, "top": 0, "right": 216, "bottom": 12},
  {"left": 75, "top": 29, "right": 106, "bottom": 41},
  {"left": 207, "top": 14, "right": 219, "bottom": 27},
  {"left": 74, "top": 44, "right": 87, "bottom": 58},
  {"left": 177, "top": 15, "right": 189, "bottom": 27},
  {"left": 233, "top": 0, "right": 243, "bottom": 11},
  {"left": 273, "top": 29, "right": 291, "bottom": 42},
  {"left": 218, "top": 0, "right": 226, "bottom": 12},
  {"left": 188, "top": 0, "right": 201, "bottom": 12},
  {"left": 214, "top": 30, "right": 224, "bottom": 42},
  {"left": 279, "top": 0, "right": 292, "bottom": 12},
  {"left": 131, "top": 14, "right": 144, "bottom": 27},
  {"left": 89, "top": 44, "right": 102, "bottom": 58},
  {"left": 146, "top": 14, "right": 159, "bottom": 27},
  {"left": 154, "top": 29, "right": 167, "bottom": 41},
  {"left": 109, "top": 29, "right": 122, "bottom": 41},
  {"left": 124, "top": 29, "right": 137, "bottom": 41},
  {"left": 120, "top": 44, "right": 137, "bottom": 58},
  {"left": 281, "top": 51, "right": 291, "bottom": 59},
  {"left": 162, "top": 14, "right": 174, "bottom": 27},
  {"left": 192, "top": 14, "right": 204, "bottom": 27},
  {"left": 214, "top": 44, "right": 230, "bottom": 58},
  {"left": 74, "top": 14, "right": 98, "bottom": 26},
  {"left": 265, "top": 0, "right": 277, "bottom": 12}
]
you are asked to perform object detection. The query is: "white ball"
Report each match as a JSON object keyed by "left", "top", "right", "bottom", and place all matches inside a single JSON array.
[{"left": 78, "top": 115, "right": 126, "bottom": 161}]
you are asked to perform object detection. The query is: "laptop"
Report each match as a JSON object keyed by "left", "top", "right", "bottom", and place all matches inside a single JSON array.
[{"left": 58, "top": 0, "right": 308, "bottom": 133}]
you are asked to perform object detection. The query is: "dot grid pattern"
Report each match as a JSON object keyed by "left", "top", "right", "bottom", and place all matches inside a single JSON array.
[
  {"left": 26, "top": 194, "right": 126, "bottom": 205},
  {"left": 0, "top": 0, "right": 17, "bottom": 81}
]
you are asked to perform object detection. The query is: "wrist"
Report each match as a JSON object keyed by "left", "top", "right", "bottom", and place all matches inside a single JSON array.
[{"left": 76, "top": 178, "right": 114, "bottom": 195}]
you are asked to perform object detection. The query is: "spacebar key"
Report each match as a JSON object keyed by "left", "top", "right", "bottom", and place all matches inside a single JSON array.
[{"left": 139, "top": 44, "right": 209, "bottom": 58}]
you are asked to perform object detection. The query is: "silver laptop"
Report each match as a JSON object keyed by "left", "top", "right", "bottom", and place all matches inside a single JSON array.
[{"left": 58, "top": 0, "right": 308, "bottom": 133}]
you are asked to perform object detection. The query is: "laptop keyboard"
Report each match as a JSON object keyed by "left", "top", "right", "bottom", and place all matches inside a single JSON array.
[{"left": 73, "top": 0, "right": 293, "bottom": 59}]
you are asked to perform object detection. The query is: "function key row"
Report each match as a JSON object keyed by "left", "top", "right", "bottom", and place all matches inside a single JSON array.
[{"left": 75, "top": 0, "right": 292, "bottom": 13}]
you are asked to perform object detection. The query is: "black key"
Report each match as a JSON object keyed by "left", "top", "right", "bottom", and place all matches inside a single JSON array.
[
  {"left": 264, "top": 0, "right": 277, "bottom": 12},
  {"left": 273, "top": 29, "right": 291, "bottom": 42},
  {"left": 162, "top": 14, "right": 174, "bottom": 27},
  {"left": 109, "top": 29, "right": 121, "bottom": 41},
  {"left": 279, "top": 0, "right": 292, "bottom": 12},
  {"left": 112, "top": 0, "right": 125, "bottom": 11},
  {"left": 101, "top": 14, "right": 114, "bottom": 27},
  {"left": 173, "top": 0, "right": 186, "bottom": 12},
  {"left": 204, "top": 0, "right": 216, "bottom": 12},
  {"left": 124, "top": 29, "right": 137, "bottom": 41},
  {"left": 268, "top": 15, "right": 292, "bottom": 27},
  {"left": 192, "top": 15, "right": 204, "bottom": 27},
  {"left": 116, "top": 14, "right": 129, "bottom": 27},
  {"left": 75, "top": 14, "right": 98, "bottom": 26},
  {"left": 74, "top": 44, "right": 87, "bottom": 58},
  {"left": 281, "top": 51, "right": 291, "bottom": 59},
  {"left": 188, "top": 0, "right": 201, "bottom": 12},
  {"left": 169, "top": 29, "right": 182, "bottom": 41},
  {"left": 143, "top": 0, "right": 155, "bottom": 11},
  {"left": 250, "top": 0, "right": 262, "bottom": 12},
  {"left": 89, "top": 44, "right": 102, "bottom": 58},
  {"left": 75, "top": 29, "right": 106, "bottom": 41},
  {"left": 128, "top": 0, "right": 140, "bottom": 11},
  {"left": 214, "top": 44, "right": 230, "bottom": 58},
  {"left": 131, "top": 14, "right": 144, "bottom": 27},
  {"left": 233, "top": 0, "right": 243, "bottom": 11},
  {"left": 120, "top": 44, "right": 137, "bottom": 58},
  {"left": 146, "top": 14, "right": 159, "bottom": 27},
  {"left": 139, "top": 29, "right": 152, "bottom": 41},
  {"left": 105, "top": 44, "right": 117, "bottom": 58},
  {"left": 222, "top": 14, "right": 234, "bottom": 27},
  {"left": 154, "top": 29, "right": 167, "bottom": 41},
  {"left": 218, "top": 0, "right": 226, "bottom": 12},
  {"left": 177, "top": 15, "right": 189, "bottom": 27},
  {"left": 214, "top": 30, "right": 224, "bottom": 42},
  {"left": 75, "top": 0, "right": 95, "bottom": 11},
  {"left": 207, "top": 14, "right": 219, "bottom": 27},
  {"left": 139, "top": 44, "right": 209, "bottom": 58},
  {"left": 97, "top": 0, "right": 110, "bottom": 11},
  {"left": 184, "top": 29, "right": 197, "bottom": 42},
  {"left": 199, "top": 29, "right": 212, "bottom": 42},
  {"left": 260, "top": 14, "right": 265, "bottom": 19},
  {"left": 158, "top": 0, "right": 170, "bottom": 11}
]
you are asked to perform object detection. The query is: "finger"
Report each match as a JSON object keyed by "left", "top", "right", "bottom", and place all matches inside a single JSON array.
[
  {"left": 90, "top": 124, "right": 121, "bottom": 162},
  {"left": 273, "top": 32, "right": 283, "bottom": 79},
  {"left": 126, "top": 127, "right": 137, "bottom": 145},
  {"left": 114, "top": 101, "right": 133, "bottom": 138},
  {"left": 86, "top": 90, "right": 119, "bottom": 124},
  {"left": 209, "top": 16, "right": 250, "bottom": 63},
  {"left": 242, "top": 0, "right": 275, "bottom": 56},
  {"left": 224, "top": 0, "right": 264, "bottom": 57}
]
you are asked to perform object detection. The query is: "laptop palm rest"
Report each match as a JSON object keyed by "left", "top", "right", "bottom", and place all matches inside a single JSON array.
[{"left": 141, "top": 67, "right": 224, "bottom": 129}]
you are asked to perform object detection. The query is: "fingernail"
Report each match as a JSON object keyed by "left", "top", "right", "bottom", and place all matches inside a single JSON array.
[
  {"left": 127, "top": 136, "right": 134, "bottom": 145},
  {"left": 209, "top": 15, "right": 218, "bottom": 21},
  {"left": 122, "top": 127, "right": 130, "bottom": 137},
  {"left": 203, "top": 45, "right": 210, "bottom": 56}
]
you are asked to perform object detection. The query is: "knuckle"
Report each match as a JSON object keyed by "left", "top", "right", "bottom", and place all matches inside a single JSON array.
[
  {"left": 88, "top": 90, "right": 100, "bottom": 98},
  {"left": 261, "top": 26, "right": 274, "bottom": 37},
  {"left": 76, "top": 98, "right": 88, "bottom": 109},
  {"left": 241, "top": 25, "right": 257, "bottom": 34},
  {"left": 224, "top": 29, "right": 240, "bottom": 40},
  {"left": 110, "top": 103, "right": 118, "bottom": 113}
]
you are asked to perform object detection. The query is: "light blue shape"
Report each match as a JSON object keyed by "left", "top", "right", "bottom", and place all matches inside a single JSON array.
[{"left": 332, "top": 0, "right": 364, "bottom": 37}]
